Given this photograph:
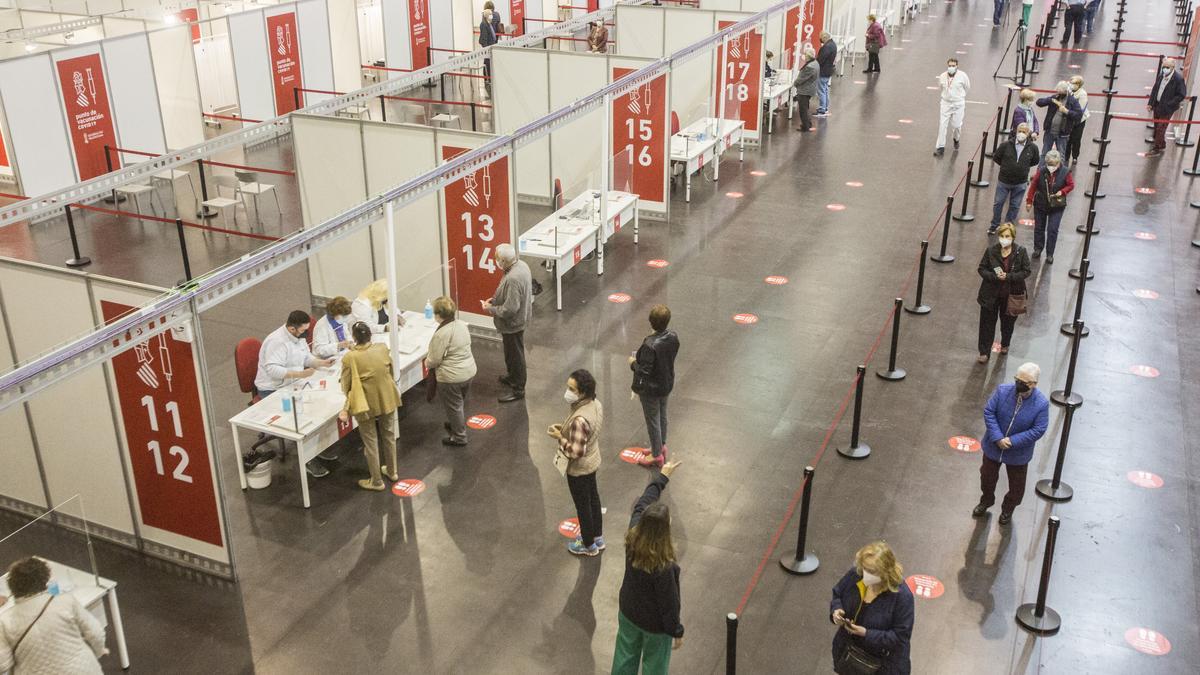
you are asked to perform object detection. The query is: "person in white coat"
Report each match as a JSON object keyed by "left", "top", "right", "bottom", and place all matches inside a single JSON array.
[
  {"left": 934, "top": 57, "right": 971, "bottom": 157},
  {"left": 312, "top": 296, "right": 354, "bottom": 359},
  {"left": 0, "top": 557, "right": 107, "bottom": 675},
  {"left": 351, "top": 279, "right": 405, "bottom": 334}
]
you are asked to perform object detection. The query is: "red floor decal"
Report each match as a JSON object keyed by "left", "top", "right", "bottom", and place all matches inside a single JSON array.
[
  {"left": 558, "top": 517, "right": 580, "bottom": 538},
  {"left": 467, "top": 414, "right": 497, "bottom": 430},
  {"left": 948, "top": 436, "right": 981, "bottom": 453},
  {"left": 1135, "top": 232, "right": 1157, "bottom": 240},
  {"left": 991, "top": 341, "right": 1004, "bottom": 353},
  {"left": 1132, "top": 289, "right": 1159, "bottom": 299},
  {"left": 619, "top": 447, "right": 648, "bottom": 464},
  {"left": 1018, "top": 218, "right": 1034, "bottom": 227},
  {"left": 1135, "top": 187, "right": 1156, "bottom": 195},
  {"left": 897, "top": 119, "right": 913, "bottom": 124},
  {"left": 1129, "top": 364, "right": 1159, "bottom": 378},
  {"left": 885, "top": 134, "right": 902, "bottom": 139},
  {"left": 607, "top": 292, "right": 632, "bottom": 303},
  {"left": 906, "top": 575, "right": 945, "bottom": 599},
  {"left": 1127, "top": 470, "right": 1164, "bottom": 489},
  {"left": 1125, "top": 627, "right": 1171, "bottom": 656},
  {"left": 750, "top": 170, "right": 767, "bottom": 176},
  {"left": 732, "top": 313, "right": 759, "bottom": 325},
  {"left": 845, "top": 181, "right": 864, "bottom": 187},
  {"left": 726, "top": 192, "right": 745, "bottom": 198},
  {"left": 826, "top": 203, "right": 846, "bottom": 211},
  {"left": 764, "top": 275, "right": 789, "bottom": 285},
  {"left": 646, "top": 259, "right": 670, "bottom": 268},
  {"left": 392, "top": 479, "right": 426, "bottom": 498},
  {"left": 854, "top": 80, "right": 867, "bottom": 85}
]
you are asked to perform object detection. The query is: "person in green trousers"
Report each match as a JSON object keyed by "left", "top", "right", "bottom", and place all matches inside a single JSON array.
[{"left": 611, "top": 461, "right": 684, "bottom": 674}]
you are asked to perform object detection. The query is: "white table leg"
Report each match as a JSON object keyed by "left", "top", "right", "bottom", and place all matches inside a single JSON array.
[
  {"left": 714, "top": 148, "right": 721, "bottom": 181},
  {"left": 685, "top": 170, "right": 692, "bottom": 202},
  {"left": 769, "top": 103, "right": 775, "bottom": 133},
  {"left": 633, "top": 208, "right": 639, "bottom": 245},
  {"left": 789, "top": 92, "right": 795, "bottom": 120},
  {"left": 299, "top": 439, "right": 311, "bottom": 508},
  {"left": 232, "top": 424, "right": 247, "bottom": 490},
  {"left": 597, "top": 230, "right": 605, "bottom": 276},
  {"left": 555, "top": 260, "right": 563, "bottom": 311},
  {"left": 739, "top": 135, "right": 745, "bottom": 162},
  {"left": 105, "top": 588, "right": 130, "bottom": 669}
]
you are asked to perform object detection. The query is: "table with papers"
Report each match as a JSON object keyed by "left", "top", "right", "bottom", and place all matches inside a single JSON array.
[
  {"left": 763, "top": 69, "right": 794, "bottom": 133},
  {"left": 669, "top": 117, "right": 746, "bottom": 202}
]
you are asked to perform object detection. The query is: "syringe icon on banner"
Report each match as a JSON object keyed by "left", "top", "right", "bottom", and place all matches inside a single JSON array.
[
  {"left": 86, "top": 68, "right": 96, "bottom": 104},
  {"left": 642, "top": 82, "right": 652, "bottom": 116},
  {"left": 463, "top": 173, "right": 480, "bottom": 208},
  {"left": 134, "top": 342, "right": 160, "bottom": 389},
  {"left": 158, "top": 333, "right": 174, "bottom": 393},
  {"left": 482, "top": 164, "right": 493, "bottom": 209}
]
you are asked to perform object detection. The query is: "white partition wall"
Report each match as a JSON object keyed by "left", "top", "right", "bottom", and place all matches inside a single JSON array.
[
  {"left": 227, "top": 8, "right": 274, "bottom": 120},
  {"left": 297, "top": 0, "right": 336, "bottom": 103},
  {"left": 613, "top": 4, "right": 664, "bottom": 58},
  {"left": 103, "top": 33, "right": 169, "bottom": 158},
  {"left": 547, "top": 51, "right": 606, "bottom": 207},
  {"left": 327, "top": 0, "right": 362, "bottom": 91},
  {"left": 0, "top": 54, "right": 77, "bottom": 195},
  {"left": 491, "top": 46, "right": 550, "bottom": 201},
  {"left": 0, "top": 288, "right": 44, "bottom": 511},
  {"left": 147, "top": 25, "right": 206, "bottom": 149},
  {"left": 195, "top": 17, "right": 239, "bottom": 116},
  {"left": 663, "top": 7, "right": 716, "bottom": 127}
]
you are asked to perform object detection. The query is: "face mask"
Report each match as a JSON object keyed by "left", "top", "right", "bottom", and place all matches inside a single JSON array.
[
  {"left": 1015, "top": 379, "right": 1032, "bottom": 394},
  {"left": 1162, "top": 68, "right": 1172, "bottom": 76},
  {"left": 998, "top": 237, "right": 1014, "bottom": 247},
  {"left": 564, "top": 389, "right": 580, "bottom": 404},
  {"left": 862, "top": 570, "right": 882, "bottom": 587},
  {"left": 1016, "top": 132, "right": 1028, "bottom": 143},
  {"left": 1047, "top": 164, "right": 1058, "bottom": 173},
  {"left": 1071, "top": 84, "right": 1081, "bottom": 92},
  {"left": 297, "top": 330, "right": 310, "bottom": 340},
  {"left": 947, "top": 66, "right": 957, "bottom": 74}
]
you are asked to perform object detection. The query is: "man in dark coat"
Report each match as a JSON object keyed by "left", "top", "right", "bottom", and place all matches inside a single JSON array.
[{"left": 1147, "top": 58, "right": 1187, "bottom": 156}]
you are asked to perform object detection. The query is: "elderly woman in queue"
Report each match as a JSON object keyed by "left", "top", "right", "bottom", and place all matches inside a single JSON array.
[
  {"left": 975, "top": 222, "right": 1031, "bottom": 364},
  {"left": 424, "top": 296, "right": 476, "bottom": 447},
  {"left": 611, "top": 460, "right": 684, "bottom": 675},
  {"left": 338, "top": 321, "right": 401, "bottom": 490},
  {"left": 0, "top": 557, "right": 107, "bottom": 673},
  {"left": 549, "top": 369, "right": 604, "bottom": 556},
  {"left": 1024, "top": 149, "right": 1074, "bottom": 264},
  {"left": 830, "top": 541, "right": 914, "bottom": 675}
]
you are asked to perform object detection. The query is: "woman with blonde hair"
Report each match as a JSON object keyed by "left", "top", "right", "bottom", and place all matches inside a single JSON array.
[
  {"left": 351, "top": 279, "right": 403, "bottom": 333},
  {"left": 975, "top": 222, "right": 1031, "bottom": 363},
  {"left": 829, "top": 541, "right": 914, "bottom": 674},
  {"left": 611, "top": 461, "right": 684, "bottom": 675},
  {"left": 338, "top": 321, "right": 401, "bottom": 490}
]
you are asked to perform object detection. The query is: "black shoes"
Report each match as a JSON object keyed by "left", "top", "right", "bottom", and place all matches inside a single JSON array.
[
  {"left": 243, "top": 449, "right": 276, "bottom": 471},
  {"left": 498, "top": 375, "right": 512, "bottom": 386},
  {"left": 499, "top": 391, "right": 525, "bottom": 403},
  {"left": 1045, "top": 255, "right": 1054, "bottom": 264},
  {"left": 1032, "top": 249, "right": 1042, "bottom": 259},
  {"left": 442, "top": 437, "right": 468, "bottom": 447},
  {"left": 933, "top": 147, "right": 945, "bottom": 157},
  {"left": 953, "top": 138, "right": 960, "bottom": 149},
  {"left": 443, "top": 422, "right": 452, "bottom": 432},
  {"left": 999, "top": 511, "right": 1013, "bottom": 526},
  {"left": 971, "top": 503, "right": 989, "bottom": 518}
]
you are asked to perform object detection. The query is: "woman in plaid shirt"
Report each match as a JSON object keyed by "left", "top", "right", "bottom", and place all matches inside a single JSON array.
[{"left": 548, "top": 369, "right": 605, "bottom": 556}]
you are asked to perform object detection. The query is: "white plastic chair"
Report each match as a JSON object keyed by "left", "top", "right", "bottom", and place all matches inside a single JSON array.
[{"left": 234, "top": 170, "right": 280, "bottom": 227}]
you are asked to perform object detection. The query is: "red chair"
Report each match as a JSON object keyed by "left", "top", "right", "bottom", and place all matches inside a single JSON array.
[
  {"left": 235, "top": 338, "right": 283, "bottom": 458},
  {"left": 552, "top": 178, "right": 564, "bottom": 209},
  {"left": 670, "top": 110, "right": 680, "bottom": 136}
]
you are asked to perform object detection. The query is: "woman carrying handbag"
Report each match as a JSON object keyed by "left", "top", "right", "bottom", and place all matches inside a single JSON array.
[
  {"left": 830, "top": 542, "right": 914, "bottom": 675},
  {"left": 338, "top": 321, "right": 401, "bottom": 491},
  {"left": 1024, "top": 149, "right": 1074, "bottom": 263},
  {"left": 975, "top": 222, "right": 1032, "bottom": 364}
]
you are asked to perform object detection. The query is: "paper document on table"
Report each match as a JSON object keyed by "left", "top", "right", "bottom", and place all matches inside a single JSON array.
[
  {"left": 266, "top": 413, "right": 315, "bottom": 432},
  {"left": 398, "top": 339, "right": 422, "bottom": 355}
]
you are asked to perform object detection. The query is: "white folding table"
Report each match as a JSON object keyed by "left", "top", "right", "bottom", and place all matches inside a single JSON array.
[
  {"left": 228, "top": 312, "right": 437, "bottom": 508},
  {"left": 518, "top": 191, "right": 639, "bottom": 310},
  {"left": 763, "top": 69, "right": 794, "bottom": 133},
  {"left": 669, "top": 118, "right": 746, "bottom": 202},
  {"left": 0, "top": 558, "right": 129, "bottom": 670}
]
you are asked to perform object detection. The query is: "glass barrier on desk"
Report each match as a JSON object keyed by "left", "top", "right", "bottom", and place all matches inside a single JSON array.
[
  {"left": 611, "top": 145, "right": 633, "bottom": 196},
  {"left": 0, "top": 495, "right": 102, "bottom": 605},
  {"left": 391, "top": 259, "right": 460, "bottom": 319}
]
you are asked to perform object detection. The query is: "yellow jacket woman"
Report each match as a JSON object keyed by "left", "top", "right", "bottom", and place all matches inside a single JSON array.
[{"left": 338, "top": 322, "right": 401, "bottom": 490}]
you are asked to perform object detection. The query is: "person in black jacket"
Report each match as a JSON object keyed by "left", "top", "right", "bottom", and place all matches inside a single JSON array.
[
  {"left": 1035, "top": 82, "right": 1083, "bottom": 157},
  {"left": 1146, "top": 58, "right": 1187, "bottom": 156},
  {"left": 975, "top": 223, "right": 1032, "bottom": 363},
  {"left": 478, "top": 8, "right": 498, "bottom": 85},
  {"left": 988, "top": 122, "right": 1040, "bottom": 234},
  {"left": 830, "top": 541, "right": 914, "bottom": 675},
  {"left": 629, "top": 304, "right": 680, "bottom": 468},
  {"left": 815, "top": 32, "right": 837, "bottom": 116},
  {"left": 611, "top": 461, "right": 684, "bottom": 675}
]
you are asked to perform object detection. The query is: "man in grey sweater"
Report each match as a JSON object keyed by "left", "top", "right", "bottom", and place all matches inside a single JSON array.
[{"left": 482, "top": 243, "right": 532, "bottom": 402}]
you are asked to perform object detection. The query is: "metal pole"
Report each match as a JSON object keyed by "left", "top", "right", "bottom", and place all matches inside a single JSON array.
[
  {"left": 975, "top": 134, "right": 992, "bottom": 186},
  {"left": 471, "top": 102, "right": 478, "bottom": 131},
  {"left": 779, "top": 467, "right": 820, "bottom": 574},
  {"left": 1093, "top": 92, "right": 1114, "bottom": 141},
  {"left": 175, "top": 218, "right": 192, "bottom": 283},
  {"left": 726, "top": 613, "right": 738, "bottom": 675},
  {"left": 385, "top": 201, "right": 401, "bottom": 374},
  {"left": 932, "top": 196, "right": 956, "bottom": 262},
  {"left": 1051, "top": 320, "right": 1085, "bottom": 408},
  {"left": 954, "top": 164, "right": 976, "bottom": 221},
  {"left": 1071, "top": 210, "right": 1098, "bottom": 270},
  {"left": 877, "top": 299, "right": 906, "bottom": 380},
  {"left": 63, "top": 205, "right": 91, "bottom": 267},
  {"left": 1186, "top": 132, "right": 1200, "bottom": 176},
  {"left": 1061, "top": 259, "right": 1091, "bottom": 337},
  {"left": 1001, "top": 89, "right": 1016, "bottom": 134},
  {"left": 196, "top": 159, "right": 216, "bottom": 218},
  {"left": 1016, "top": 516, "right": 1062, "bottom": 634},
  {"left": 293, "top": 86, "right": 301, "bottom": 111},
  {"left": 906, "top": 241, "right": 933, "bottom": 315},
  {"left": 380, "top": 94, "right": 387, "bottom": 122},
  {"left": 1036, "top": 405, "right": 1076, "bottom": 501},
  {"left": 1177, "top": 96, "right": 1197, "bottom": 147},
  {"left": 839, "top": 366, "right": 871, "bottom": 459}
]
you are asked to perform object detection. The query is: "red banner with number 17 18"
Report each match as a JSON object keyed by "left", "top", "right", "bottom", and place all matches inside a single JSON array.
[{"left": 715, "top": 22, "right": 764, "bottom": 134}]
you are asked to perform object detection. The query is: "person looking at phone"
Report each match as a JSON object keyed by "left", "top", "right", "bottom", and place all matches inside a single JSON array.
[{"left": 830, "top": 541, "right": 914, "bottom": 674}]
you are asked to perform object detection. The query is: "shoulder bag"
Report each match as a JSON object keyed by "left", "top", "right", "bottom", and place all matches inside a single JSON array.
[
  {"left": 1006, "top": 257, "right": 1028, "bottom": 316},
  {"left": 1045, "top": 174, "right": 1067, "bottom": 208},
  {"left": 345, "top": 353, "right": 371, "bottom": 417},
  {"left": 10, "top": 596, "right": 54, "bottom": 670},
  {"left": 834, "top": 589, "right": 884, "bottom": 675}
]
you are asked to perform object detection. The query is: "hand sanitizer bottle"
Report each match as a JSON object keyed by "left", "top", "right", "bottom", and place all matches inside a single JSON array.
[{"left": 424, "top": 299, "right": 434, "bottom": 320}]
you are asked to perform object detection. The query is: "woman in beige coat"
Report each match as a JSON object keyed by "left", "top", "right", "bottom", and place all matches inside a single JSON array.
[
  {"left": 548, "top": 369, "right": 604, "bottom": 557},
  {"left": 338, "top": 321, "right": 402, "bottom": 490},
  {"left": 424, "top": 297, "right": 477, "bottom": 447}
]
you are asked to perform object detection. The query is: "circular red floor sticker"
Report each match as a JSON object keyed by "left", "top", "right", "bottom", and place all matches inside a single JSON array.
[
  {"left": 467, "top": 414, "right": 497, "bottom": 430},
  {"left": 764, "top": 275, "right": 789, "bottom": 285},
  {"left": 854, "top": 80, "right": 867, "bottom": 85},
  {"left": 726, "top": 192, "right": 745, "bottom": 198},
  {"left": 897, "top": 119, "right": 913, "bottom": 124},
  {"left": 925, "top": 85, "right": 939, "bottom": 90},
  {"left": 732, "top": 313, "right": 759, "bottom": 325},
  {"left": 1018, "top": 218, "right": 1034, "bottom": 227},
  {"left": 885, "top": 134, "right": 902, "bottom": 140},
  {"left": 1136, "top": 152, "right": 1148, "bottom": 157},
  {"left": 607, "top": 292, "right": 632, "bottom": 303},
  {"left": 1135, "top": 232, "right": 1157, "bottom": 241},
  {"left": 619, "top": 447, "right": 648, "bottom": 464},
  {"left": 948, "top": 436, "right": 981, "bottom": 453},
  {"left": 1125, "top": 627, "right": 1171, "bottom": 655},
  {"left": 991, "top": 341, "right": 1003, "bottom": 353},
  {"left": 646, "top": 259, "right": 670, "bottom": 268},
  {"left": 1130, "top": 365, "right": 1160, "bottom": 378},
  {"left": 906, "top": 575, "right": 945, "bottom": 599},
  {"left": 750, "top": 170, "right": 767, "bottom": 176},
  {"left": 826, "top": 203, "right": 846, "bottom": 211},
  {"left": 1127, "top": 470, "right": 1164, "bottom": 489},
  {"left": 962, "top": 42, "right": 974, "bottom": 46},
  {"left": 558, "top": 517, "right": 580, "bottom": 538},
  {"left": 1132, "top": 289, "right": 1159, "bottom": 299},
  {"left": 955, "top": 50, "right": 967, "bottom": 55},
  {"left": 1135, "top": 187, "right": 1157, "bottom": 195},
  {"left": 845, "top": 181, "right": 864, "bottom": 187},
  {"left": 392, "top": 479, "right": 426, "bottom": 498},
  {"left": 1068, "top": 64, "right": 1081, "bottom": 69}
]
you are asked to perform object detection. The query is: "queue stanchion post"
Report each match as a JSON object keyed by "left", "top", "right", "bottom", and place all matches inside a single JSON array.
[
  {"left": 1176, "top": 96, "right": 1197, "bottom": 147},
  {"left": 471, "top": 102, "right": 478, "bottom": 131},
  {"left": 175, "top": 218, "right": 193, "bottom": 284},
  {"left": 63, "top": 205, "right": 91, "bottom": 268},
  {"left": 293, "top": 87, "right": 301, "bottom": 112},
  {"left": 1061, "top": 259, "right": 1091, "bottom": 338},
  {"left": 877, "top": 299, "right": 907, "bottom": 380},
  {"left": 1093, "top": 91, "right": 1115, "bottom": 139},
  {"left": 1077, "top": 179, "right": 1101, "bottom": 234},
  {"left": 102, "top": 145, "right": 124, "bottom": 205},
  {"left": 440, "top": 73, "right": 447, "bottom": 101},
  {"left": 1051, "top": 320, "right": 1086, "bottom": 408},
  {"left": 1036, "top": 407, "right": 1076, "bottom": 502},
  {"left": 906, "top": 241, "right": 933, "bottom": 315},
  {"left": 379, "top": 94, "right": 387, "bottom": 122},
  {"left": 1101, "top": 43, "right": 1120, "bottom": 88},
  {"left": 1083, "top": 165, "right": 1106, "bottom": 215},
  {"left": 1001, "top": 88, "right": 1016, "bottom": 134},
  {"left": 779, "top": 467, "right": 820, "bottom": 575},
  {"left": 726, "top": 613, "right": 738, "bottom": 675},
  {"left": 838, "top": 366, "right": 872, "bottom": 459},
  {"left": 1030, "top": 44, "right": 1043, "bottom": 74},
  {"left": 1185, "top": 133, "right": 1200, "bottom": 177},
  {"left": 196, "top": 159, "right": 217, "bottom": 219},
  {"left": 1017, "top": 46, "right": 1031, "bottom": 87},
  {"left": 1016, "top": 516, "right": 1063, "bottom": 635},
  {"left": 932, "top": 196, "right": 957, "bottom": 263},
  {"left": 953, "top": 162, "right": 977, "bottom": 222},
  {"left": 975, "top": 131, "right": 993, "bottom": 186},
  {"left": 1072, "top": 207, "right": 1099, "bottom": 255}
]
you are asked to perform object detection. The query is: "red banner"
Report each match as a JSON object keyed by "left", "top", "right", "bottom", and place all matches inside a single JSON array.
[
  {"left": 266, "top": 12, "right": 303, "bottom": 115},
  {"left": 176, "top": 8, "right": 201, "bottom": 43},
  {"left": 410, "top": 0, "right": 431, "bottom": 69},
  {"left": 612, "top": 67, "right": 667, "bottom": 203},
  {"left": 0, "top": 126, "right": 8, "bottom": 169},
  {"left": 441, "top": 146, "right": 512, "bottom": 316},
  {"left": 100, "top": 302, "right": 223, "bottom": 548},
  {"left": 55, "top": 53, "right": 119, "bottom": 181},
  {"left": 510, "top": 0, "right": 525, "bottom": 37},
  {"left": 800, "top": 0, "right": 825, "bottom": 52},
  {"left": 715, "top": 22, "right": 764, "bottom": 133}
]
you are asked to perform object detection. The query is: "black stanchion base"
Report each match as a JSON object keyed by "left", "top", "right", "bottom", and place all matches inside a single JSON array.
[
  {"left": 876, "top": 368, "right": 907, "bottom": 381},
  {"left": 1192, "top": 239, "right": 1200, "bottom": 247},
  {"left": 1036, "top": 479, "right": 1074, "bottom": 502},
  {"left": 1092, "top": 136, "right": 1111, "bottom": 144},
  {"left": 65, "top": 257, "right": 92, "bottom": 268},
  {"left": 1176, "top": 140, "right": 1196, "bottom": 148},
  {"left": 931, "top": 254, "right": 956, "bottom": 263},
  {"left": 971, "top": 179, "right": 991, "bottom": 188},
  {"left": 1087, "top": 160, "right": 1109, "bottom": 168},
  {"left": 1050, "top": 389, "right": 1084, "bottom": 408},
  {"left": 779, "top": 552, "right": 820, "bottom": 575},
  {"left": 1060, "top": 322, "right": 1090, "bottom": 338},
  {"left": 196, "top": 206, "right": 218, "bottom": 219},
  {"left": 1183, "top": 168, "right": 1200, "bottom": 176},
  {"left": 1075, "top": 224, "right": 1099, "bottom": 234},
  {"left": 1068, "top": 267, "right": 1094, "bottom": 280},
  {"left": 1016, "top": 603, "right": 1062, "bottom": 635},
  {"left": 904, "top": 304, "right": 932, "bottom": 315},
  {"left": 1084, "top": 190, "right": 1106, "bottom": 199},
  {"left": 838, "top": 443, "right": 871, "bottom": 459},
  {"left": 953, "top": 213, "right": 976, "bottom": 223},
  {"left": 1191, "top": 202, "right": 1200, "bottom": 209}
]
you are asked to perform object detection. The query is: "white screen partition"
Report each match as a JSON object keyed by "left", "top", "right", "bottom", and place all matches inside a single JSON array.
[
  {"left": 298, "top": 0, "right": 336, "bottom": 102},
  {"left": 548, "top": 51, "right": 607, "bottom": 205},
  {"left": 0, "top": 292, "right": 44, "bottom": 511},
  {"left": 0, "top": 55, "right": 77, "bottom": 195},
  {"left": 103, "top": 33, "right": 168, "bottom": 159},
  {"left": 328, "top": 0, "right": 362, "bottom": 92},
  {"left": 147, "top": 26, "right": 206, "bottom": 150},
  {"left": 664, "top": 7, "right": 716, "bottom": 127},
  {"left": 381, "top": 0, "right": 413, "bottom": 71},
  {"left": 491, "top": 47, "right": 550, "bottom": 200},
  {"left": 614, "top": 5, "right": 665, "bottom": 58},
  {"left": 228, "top": 8, "right": 274, "bottom": 121}
]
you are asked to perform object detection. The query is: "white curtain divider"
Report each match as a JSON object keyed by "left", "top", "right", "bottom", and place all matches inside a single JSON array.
[
  {"left": 327, "top": 0, "right": 362, "bottom": 92},
  {"left": 298, "top": 0, "right": 336, "bottom": 103},
  {"left": 228, "top": 7, "right": 274, "bottom": 121},
  {"left": 491, "top": 46, "right": 550, "bottom": 200},
  {"left": 0, "top": 54, "right": 77, "bottom": 195}
]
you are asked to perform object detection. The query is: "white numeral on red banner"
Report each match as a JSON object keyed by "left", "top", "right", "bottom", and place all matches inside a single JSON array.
[
  {"left": 461, "top": 244, "right": 496, "bottom": 272},
  {"left": 726, "top": 62, "right": 750, "bottom": 80},
  {"left": 624, "top": 118, "right": 652, "bottom": 141},
  {"left": 147, "top": 441, "right": 194, "bottom": 483},
  {"left": 726, "top": 83, "right": 750, "bottom": 102},
  {"left": 141, "top": 395, "right": 183, "bottom": 437},
  {"left": 461, "top": 212, "right": 495, "bottom": 241}
]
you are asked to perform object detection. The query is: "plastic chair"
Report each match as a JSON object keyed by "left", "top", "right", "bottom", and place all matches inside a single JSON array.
[
  {"left": 671, "top": 110, "right": 681, "bottom": 136},
  {"left": 234, "top": 170, "right": 281, "bottom": 227},
  {"left": 235, "top": 338, "right": 284, "bottom": 457},
  {"left": 553, "top": 178, "right": 564, "bottom": 209}
]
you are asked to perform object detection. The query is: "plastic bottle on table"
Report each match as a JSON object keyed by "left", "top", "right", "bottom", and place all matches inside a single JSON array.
[{"left": 425, "top": 299, "right": 434, "bottom": 320}]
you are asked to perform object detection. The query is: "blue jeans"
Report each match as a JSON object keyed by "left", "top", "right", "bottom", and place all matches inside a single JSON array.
[
  {"left": 1034, "top": 207, "right": 1064, "bottom": 254},
  {"left": 639, "top": 393, "right": 669, "bottom": 458},
  {"left": 817, "top": 76, "right": 831, "bottom": 112},
  {"left": 1085, "top": 0, "right": 1101, "bottom": 33},
  {"left": 1042, "top": 133, "right": 1069, "bottom": 158},
  {"left": 993, "top": 0, "right": 1004, "bottom": 25},
  {"left": 991, "top": 181, "right": 1027, "bottom": 228}
]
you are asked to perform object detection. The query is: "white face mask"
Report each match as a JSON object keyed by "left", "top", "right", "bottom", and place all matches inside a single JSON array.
[
  {"left": 998, "top": 237, "right": 1014, "bottom": 247},
  {"left": 1016, "top": 132, "right": 1028, "bottom": 143},
  {"left": 1162, "top": 68, "right": 1172, "bottom": 76},
  {"left": 862, "top": 570, "right": 882, "bottom": 587},
  {"left": 1047, "top": 164, "right": 1059, "bottom": 173},
  {"left": 947, "top": 66, "right": 957, "bottom": 75},
  {"left": 563, "top": 389, "right": 580, "bottom": 404},
  {"left": 1070, "top": 84, "right": 1081, "bottom": 92}
]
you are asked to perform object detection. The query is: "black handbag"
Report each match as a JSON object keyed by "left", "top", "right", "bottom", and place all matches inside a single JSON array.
[
  {"left": 833, "top": 595, "right": 884, "bottom": 674},
  {"left": 1045, "top": 174, "right": 1067, "bottom": 208}
]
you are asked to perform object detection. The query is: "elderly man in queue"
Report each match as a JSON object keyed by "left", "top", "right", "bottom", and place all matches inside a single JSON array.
[
  {"left": 1146, "top": 57, "right": 1187, "bottom": 157},
  {"left": 482, "top": 243, "right": 532, "bottom": 402},
  {"left": 972, "top": 362, "right": 1050, "bottom": 526}
]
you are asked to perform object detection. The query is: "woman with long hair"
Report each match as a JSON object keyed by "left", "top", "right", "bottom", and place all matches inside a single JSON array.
[
  {"left": 830, "top": 541, "right": 914, "bottom": 674},
  {"left": 611, "top": 461, "right": 684, "bottom": 675}
]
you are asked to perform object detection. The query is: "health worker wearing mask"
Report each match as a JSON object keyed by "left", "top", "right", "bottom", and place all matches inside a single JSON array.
[{"left": 312, "top": 296, "right": 354, "bottom": 358}]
